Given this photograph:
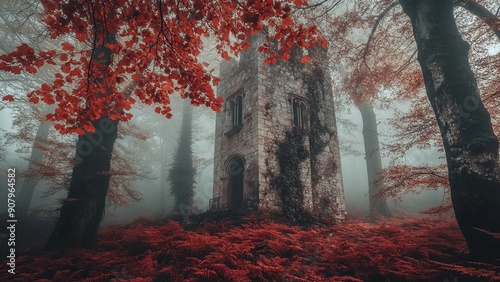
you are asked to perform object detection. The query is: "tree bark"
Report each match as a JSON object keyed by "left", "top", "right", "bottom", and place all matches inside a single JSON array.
[
  {"left": 360, "top": 102, "right": 391, "bottom": 219},
  {"left": 400, "top": 0, "right": 500, "bottom": 263},
  {"left": 46, "top": 19, "right": 117, "bottom": 249},
  {"left": 46, "top": 117, "right": 119, "bottom": 249}
]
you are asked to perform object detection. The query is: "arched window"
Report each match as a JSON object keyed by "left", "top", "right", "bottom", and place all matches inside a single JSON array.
[
  {"left": 292, "top": 98, "right": 307, "bottom": 129},
  {"left": 225, "top": 91, "right": 244, "bottom": 137},
  {"left": 231, "top": 95, "right": 243, "bottom": 128}
]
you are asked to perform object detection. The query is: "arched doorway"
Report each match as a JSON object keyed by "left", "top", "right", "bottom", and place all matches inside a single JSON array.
[{"left": 227, "top": 156, "right": 244, "bottom": 210}]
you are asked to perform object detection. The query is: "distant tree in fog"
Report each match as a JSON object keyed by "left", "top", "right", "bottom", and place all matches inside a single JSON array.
[{"left": 169, "top": 99, "right": 195, "bottom": 214}]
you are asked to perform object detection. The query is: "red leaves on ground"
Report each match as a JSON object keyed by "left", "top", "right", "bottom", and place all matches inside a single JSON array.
[{"left": 4, "top": 216, "right": 499, "bottom": 281}]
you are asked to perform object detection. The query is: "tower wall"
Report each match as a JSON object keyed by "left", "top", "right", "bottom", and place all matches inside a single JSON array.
[{"left": 212, "top": 35, "right": 263, "bottom": 210}]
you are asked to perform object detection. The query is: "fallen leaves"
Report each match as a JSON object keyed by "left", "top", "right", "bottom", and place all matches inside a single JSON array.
[{"left": 4, "top": 216, "right": 499, "bottom": 281}]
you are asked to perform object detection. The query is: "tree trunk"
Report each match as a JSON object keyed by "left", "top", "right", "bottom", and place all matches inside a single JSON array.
[
  {"left": 400, "top": 0, "right": 500, "bottom": 263},
  {"left": 46, "top": 117, "right": 119, "bottom": 249},
  {"left": 17, "top": 116, "right": 51, "bottom": 219},
  {"left": 46, "top": 20, "right": 117, "bottom": 249},
  {"left": 360, "top": 102, "right": 391, "bottom": 219},
  {"left": 159, "top": 134, "right": 168, "bottom": 215}
]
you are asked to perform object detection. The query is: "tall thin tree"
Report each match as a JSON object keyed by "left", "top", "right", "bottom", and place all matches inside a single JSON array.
[
  {"left": 17, "top": 106, "right": 51, "bottom": 219},
  {"left": 360, "top": 102, "right": 391, "bottom": 218},
  {"left": 169, "top": 99, "right": 195, "bottom": 215}
]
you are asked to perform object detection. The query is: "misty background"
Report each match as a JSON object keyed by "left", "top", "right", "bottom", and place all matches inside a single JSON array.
[{"left": 0, "top": 82, "right": 446, "bottom": 226}]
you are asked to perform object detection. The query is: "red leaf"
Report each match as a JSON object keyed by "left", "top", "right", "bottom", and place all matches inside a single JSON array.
[
  {"left": 294, "top": 0, "right": 305, "bottom": 8},
  {"left": 83, "top": 123, "right": 95, "bottom": 133},
  {"left": 300, "top": 55, "right": 311, "bottom": 64},
  {"left": 76, "top": 32, "right": 86, "bottom": 42},
  {"left": 11, "top": 67, "right": 22, "bottom": 74},
  {"left": 62, "top": 42, "right": 75, "bottom": 51},
  {"left": 221, "top": 51, "right": 230, "bottom": 60},
  {"left": 26, "top": 66, "right": 38, "bottom": 74},
  {"left": 61, "top": 63, "right": 71, "bottom": 73},
  {"left": 211, "top": 103, "right": 221, "bottom": 112},
  {"left": 2, "top": 95, "right": 14, "bottom": 102},
  {"left": 75, "top": 128, "right": 85, "bottom": 135},
  {"left": 29, "top": 96, "right": 40, "bottom": 103},
  {"left": 43, "top": 93, "right": 55, "bottom": 104}
]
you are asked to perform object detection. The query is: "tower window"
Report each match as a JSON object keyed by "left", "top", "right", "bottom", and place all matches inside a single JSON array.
[
  {"left": 231, "top": 95, "right": 243, "bottom": 128},
  {"left": 292, "top": 98, "right": 306, "bottom": 129},
  {"left": 225, "top": 91, "right": 243, "bottom": 137}
]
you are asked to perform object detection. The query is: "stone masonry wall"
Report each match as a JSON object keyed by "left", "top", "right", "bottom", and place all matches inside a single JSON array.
[
  {"left": 213, "top": 35, "right": 262, "bottom": 210},
  {"left": 256, "top": 48, "right": 314, "bottom": 214},
  {"left": 306, "top": 48, "right": 346, "bottom": 219}
]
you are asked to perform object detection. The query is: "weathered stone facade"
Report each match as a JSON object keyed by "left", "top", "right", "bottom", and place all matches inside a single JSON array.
[{"left": 212, "top": 34, "right": 346, "bottom": 220}]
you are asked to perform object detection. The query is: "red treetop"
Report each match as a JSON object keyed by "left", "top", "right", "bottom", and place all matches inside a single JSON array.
[{"left": 0, "top": 0, "right": 324, "bottom": 134}]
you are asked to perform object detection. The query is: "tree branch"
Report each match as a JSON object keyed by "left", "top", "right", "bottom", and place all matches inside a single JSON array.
[
  {"left": 458, "top": 0, "right": 500, "bottom": 41},
  {"left": 362, "top": 1, "right": 399, "bottom": 69}
]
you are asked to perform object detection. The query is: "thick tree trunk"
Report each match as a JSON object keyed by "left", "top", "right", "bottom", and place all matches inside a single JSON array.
[
  {"left": 400, "top": 0, "right": 500, "bottom": 263},
  {"left": 360, "top": 102, "right": 391, "bottom": 219},
  {"left": 46, "top": 117, "right": 119, "bottom": 249},
  {"left": 46, "top": 19, "right": 117, "bottom": 249},
  {"left": 17, "top": 117, "right": 51, "bottom": 219}
]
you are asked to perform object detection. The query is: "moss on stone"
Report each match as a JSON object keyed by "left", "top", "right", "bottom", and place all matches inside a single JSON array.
[{"left": 271, "top": 128, "right": 313, "bottom": 224}]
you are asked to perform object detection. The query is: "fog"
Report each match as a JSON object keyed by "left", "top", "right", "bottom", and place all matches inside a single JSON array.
[
  {"left": 0, "top": 69, "right": 449, "bottom": 230},
  {"left": 338, "top": 104, "right": 446, "bottom": 217},
  {"left": 0, "top": 23, "right": 449, "bottom": 229}
]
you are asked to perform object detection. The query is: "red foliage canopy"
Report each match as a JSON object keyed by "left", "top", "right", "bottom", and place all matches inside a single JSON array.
[{"left": 0, "top": 0, "right": 324, "bottom": 134}]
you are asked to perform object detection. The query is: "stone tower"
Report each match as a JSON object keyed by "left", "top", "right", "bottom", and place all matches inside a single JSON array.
[{"left": 211, "top": 34, "right": 346, "bottom": 220}]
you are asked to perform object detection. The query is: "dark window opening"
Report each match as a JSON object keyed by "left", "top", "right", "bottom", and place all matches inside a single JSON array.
[
  {"left": 231, "top": 95, "right": 243, "bottom": 128},
  {"left": 293, "top": 98, "right": 306, "bottom": 129},
  {"left": 225, "top": 93, "right": 243, "bottom": 137},
  {"left": 227, "top": 157, "right": 244, "bottom": 210}
]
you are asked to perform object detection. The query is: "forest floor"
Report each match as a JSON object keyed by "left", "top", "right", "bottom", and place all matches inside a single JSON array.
[{"left": 2, "top": 213, "right": 500, "bottom": 281}]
